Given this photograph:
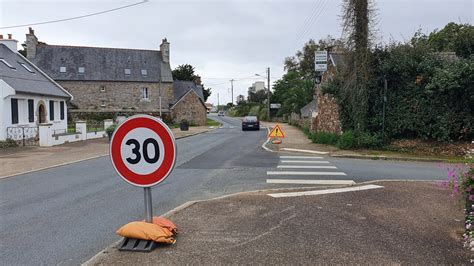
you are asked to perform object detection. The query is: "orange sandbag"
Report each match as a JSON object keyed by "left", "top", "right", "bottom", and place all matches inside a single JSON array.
[
  {"left": 116, "top": 221, "right": 175, "bottom": 244},
  {"left": 147, "top": 216, "right": 178, "bottom": 235}
]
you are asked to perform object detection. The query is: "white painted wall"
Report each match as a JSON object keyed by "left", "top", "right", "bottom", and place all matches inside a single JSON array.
[{"left": 0, "top": 83, "right": 69, "bottom": 141}]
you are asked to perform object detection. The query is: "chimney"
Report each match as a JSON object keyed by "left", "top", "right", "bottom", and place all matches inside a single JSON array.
[
  {"left": 160, "top": 38, "right": 170, "bottom": 63},
  {"left": 26, "top": 27, "right": 38, "bottom": 60},
  {"left": 0, "top": 33, "right": 18, "bottom": 53}
]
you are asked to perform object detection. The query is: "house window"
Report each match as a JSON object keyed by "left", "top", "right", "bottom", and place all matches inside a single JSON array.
[
  {"left": 60, "top": 101, "right": 65, "bottom": 120},
  {"left": 11, "top": 98, "right": 18, "bottom": 124},
  {"left": 124, "top": 68, "right": 131, "bottom": 75},
  {"left": 20, "top": 63, "right": 34, "bottom": 73},
  {"left": 142, "top": 87, "right": 149, "bottom": 100},
  {"left": 100, "top": 85, "right": 106, "bottom": 92},
  {"left": 49, "top": 100, "right": 55, "bottom": 121},
  {"left": 78, "top": 67, "right": 85, "bottom": 74},
  {"left": 141, "top": 69, "right": 147, "bottom": 76},
  {"left": 1, "top": 58, "right": 15, "bottom": 69},
  {"left": 28, "top": 99, "right": 34, "bottom": 122},
  {"left": 101, "top": 100, "right": 106, "bottom": 107},
  {"left": 60, "top": 66, "right": 66, "bottom": 73}
]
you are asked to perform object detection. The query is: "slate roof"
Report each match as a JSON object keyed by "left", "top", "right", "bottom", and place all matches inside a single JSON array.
[
  {"left": 173, "top": 80, "right": 204, "bottom": 104},
  {"left": 0, "top": 44, "right": 70, "bottom": 98},
  {"left": 300, "top": 98, "right": 318, "bottom": 118},
  {"left": 31, "top": 44, "right": 173, "bottom": 82}
]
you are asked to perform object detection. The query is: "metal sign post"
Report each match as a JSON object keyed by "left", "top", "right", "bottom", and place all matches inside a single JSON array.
[
  {"left": 110, "top": 114, "right": 177, "bottom": 252},
  {"left": 144, "top": 187, "right": 153, "bottom": 223}
]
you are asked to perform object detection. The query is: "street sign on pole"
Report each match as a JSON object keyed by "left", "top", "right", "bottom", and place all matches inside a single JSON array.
[
  {"left": 268, "top": 124, "right": 285, "bottom": 138},
  {"left": 315, "top": 50, "right": 328, "bottom": 72},
  {"left": 110, "top": 114, "right": 176, "bottom": 188},
  {"left": 110, "top": 114, "right": 177, "bottom": 252}
]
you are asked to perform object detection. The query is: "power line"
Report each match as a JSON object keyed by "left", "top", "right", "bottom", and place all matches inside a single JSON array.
[
  {"left": 296, "top": 0, "right": 329, "bottom": 47},
  {"left": 0, "top": 0, "right": 148, "bottom": 29},
  {"left": 294, "top": 0, "right": 324, "bottom": 45}
]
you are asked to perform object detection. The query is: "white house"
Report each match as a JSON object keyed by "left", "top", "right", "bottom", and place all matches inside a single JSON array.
[{"left": 0, "top": 34, "right": 72, "bottom": 142}]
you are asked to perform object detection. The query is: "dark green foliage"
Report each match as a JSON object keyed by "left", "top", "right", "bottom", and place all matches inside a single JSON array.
[
  {"left": 326, "top": 22, "right": 473, "bottom": 142},
  {"left": 0, "top": 139, "right": 18, "bottom": 148},
  {"left": 311, "top": 132, "right": 340, "bottom": 145},
  {"left": 336, "top": 131, "right": 355, "bottom": 149},
  {"left": 271, "top": 71, "right": 315, "bottom": 116}
]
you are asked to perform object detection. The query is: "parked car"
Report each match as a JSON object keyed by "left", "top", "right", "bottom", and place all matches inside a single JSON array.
[
  {"left": 242, "top": 116, "right": 260, "bottom": 131},
  {"left": 218, "top": 111, "right": 225, "bottom": 116}
]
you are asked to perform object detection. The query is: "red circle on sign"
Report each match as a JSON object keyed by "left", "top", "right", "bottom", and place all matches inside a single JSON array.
[{"left": 110, "top": 115, "right": 176, "bottom": 187}]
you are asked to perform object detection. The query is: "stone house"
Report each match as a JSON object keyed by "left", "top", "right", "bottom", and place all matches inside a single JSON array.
[
  {"left": 171, "top": 81, "right": 207, "bottom": 126},
  {"left": 312, "top": 51, "right": 343, "bottom": 134},
  {"left": 25, "top": 28, "right": 173, "bottom": 119},
  {"left": 0, "top": 35, "right": 72, "bottom": 141}
]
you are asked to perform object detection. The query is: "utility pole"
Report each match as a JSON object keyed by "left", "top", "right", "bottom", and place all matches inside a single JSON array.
[
  {"left": 217, "top": 93, "right": 220, "bottom": 111},
  {"left": 382, "top": 77, "right": 387, "bottom": 135},
  {"left": 159, "top": 76, "right": 162, "bottom": 118},
  {"left": 230, "top": 79, "right": 234, "bottom": 106},
  {"left": 267, "top": 67, "right": 270, "bottom": 120}
]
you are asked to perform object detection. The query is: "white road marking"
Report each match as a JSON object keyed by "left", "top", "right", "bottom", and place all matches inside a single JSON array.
[
  {"left": 279, "top": 156, "right": 324, "bottom": 159},
  {"left": 266, "top": 179, "right": 356, "bottom": 185},
  {"left": 281, "top": 148, "right": 329, "bottom": 154},
  {"left": 268, "top": 185, "right": 384, "bottom": 198},
  {"left": 277, "top": 165, "right": 337, "bottom": 169},
  {"left": 266, "top": 171, "right": 347, "bottom": 176},
  {"left": 280, "top": 160, "right": 330, "bottom": 164}
]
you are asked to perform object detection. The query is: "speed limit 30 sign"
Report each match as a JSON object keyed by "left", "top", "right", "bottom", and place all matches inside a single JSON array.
[{"left": 110, "top": 115, "right": 176, "bottom": 187}]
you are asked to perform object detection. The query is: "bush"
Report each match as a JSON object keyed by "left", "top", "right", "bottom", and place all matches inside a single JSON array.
[
  {"left": 311, "top": 132, "right": 340, "bottom": 145},
  {"left": 337, "top": 131, "right": 356, "bottom": 149},
  {"left": 356, "top": 132, "right": 384, "bottom": 149},
  {"left": 0, "top": 138, "right": 18, "bottom": 148}
]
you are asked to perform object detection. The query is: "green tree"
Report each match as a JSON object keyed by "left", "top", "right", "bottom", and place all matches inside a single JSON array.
[
  {"left": 248, "top": 89, "right": 267, "bottom": 103},
  {"left": 272, "top": 71, "right": 314, "bottom": 115},
  {"left": 172, "top": 64, "right": 211, "bottom": 101},
  {"left": 428, "top": 22, "right": 474, "bottom": 58}
]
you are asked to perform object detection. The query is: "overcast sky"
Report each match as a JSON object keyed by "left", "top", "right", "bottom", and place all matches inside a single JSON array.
[{"left": 1, "top": 0, "right": 472, "bottom": 105}]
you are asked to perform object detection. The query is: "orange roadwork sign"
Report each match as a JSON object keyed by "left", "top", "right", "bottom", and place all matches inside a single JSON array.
[{"left": 268, "top": 124, "right": 285, "bottom": 138}]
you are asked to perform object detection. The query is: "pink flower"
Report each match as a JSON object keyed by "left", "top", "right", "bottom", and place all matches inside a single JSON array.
[{"left": 469, "top": 195, "right": 474, "bottom": 201}]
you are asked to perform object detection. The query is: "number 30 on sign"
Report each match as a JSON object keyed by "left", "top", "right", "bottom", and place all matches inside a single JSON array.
[{"left": 110, "top": 115, "right": 176, "bottom": 187}]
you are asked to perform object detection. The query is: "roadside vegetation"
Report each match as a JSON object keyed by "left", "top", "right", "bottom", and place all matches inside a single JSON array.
[
  {"left": 206, "top": 118, "right": 220, "bottom": 127},
  {"left": 0, "top": 139, "right": 19, "bottom": 148}
]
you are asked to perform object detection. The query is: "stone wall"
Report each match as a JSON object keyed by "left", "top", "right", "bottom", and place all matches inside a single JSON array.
[
  {"left": 312, "top": 86, "right": 342, "bottom": 134},
  {"left": 171, "top": 91, "right": 207, "bottom": 126},
  {"left": 59, "top": 80, "right": 173, "bottom": 113}
]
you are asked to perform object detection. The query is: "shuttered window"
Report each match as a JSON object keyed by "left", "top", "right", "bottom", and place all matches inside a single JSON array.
[
  {"left": 60, "top": 101, "right": 65, "bottom": 120},
  {"left": 11, "top": 99, "right": 18, "bottom": 124},
  {"left": 49, "top": 100, "right": 55, "bottom": 121},
  {"left": 28, "top": 99, "right": 34, "bottom": 122}
]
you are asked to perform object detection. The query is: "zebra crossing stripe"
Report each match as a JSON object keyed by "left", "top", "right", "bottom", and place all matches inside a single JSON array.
[
  {"left": 277, "top": 165, "right": 337, "bottom": 169},
  {"left": 267, "top": 171, "right": 347, "bottom": 176},
  {"left": 268, "top": 185, "right": 384, "bottom": 198},
  {"left": 279, "top": 156, "right": 324, "bottom": 159},
  {"left": 266, "top": 179, "right": 355, "bottom": 185},
  {"left": 280, "top": 160, "right": 330, "bottom": 164}
]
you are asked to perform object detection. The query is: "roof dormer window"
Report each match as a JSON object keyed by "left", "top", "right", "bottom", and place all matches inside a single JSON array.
[
  {"left": 124, "top": 68, "right": 131, "bottom": 75},
  {"left": 78, "top": 67, "right": 85, "bottom": 74},
  {"left": 19, "top": 63, "right": 34, "bottom": 73},
  {"left": 60, "top": 66, "right": 66, "bottom": 73},
  {"left": 0, "top": 58, "right": 15, "bottom": 69},
  {"left": 141, "top": 69, "right": 147, "bottom": 76}
]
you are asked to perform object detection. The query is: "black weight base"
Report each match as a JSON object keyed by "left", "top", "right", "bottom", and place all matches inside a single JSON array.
[{"left": 118, "top": 237, "right": 157, "bottom": 252}]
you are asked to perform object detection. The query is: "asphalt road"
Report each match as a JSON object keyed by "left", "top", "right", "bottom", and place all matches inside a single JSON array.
[{"left": 0, "top": 115, "right": 448, "bottom": 265}]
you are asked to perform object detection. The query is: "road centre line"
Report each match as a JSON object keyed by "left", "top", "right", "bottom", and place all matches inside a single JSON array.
[
  {"left": 280, "top": 160, "right": 330, "bottom": 164},
  {"left": 279, "top": 156, "right": 324, "bottom": 159},
  {"left": 267, "top": 171, "right": 347, "bottom": 176},
  {"left": 277, "top": 165, "right": 337, "bottom": 169},
  {"left": 266, "top": 179, "right": 356, "bottom": 185},
  {"left": 268, "top": 184, "right": 384, "bottom": 198}
]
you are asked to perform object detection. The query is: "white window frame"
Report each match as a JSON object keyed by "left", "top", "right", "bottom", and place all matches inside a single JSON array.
[
  {"left": 0, "top": 58, "right": 15, "bottom": 69},
  {"left": 141, "top": 69, "right": 147, "bottom": 76},
  {"left": 124, "top": 68, "right": 131, "bottom": 75},
  {"left": 78, "top": 67, "right": 85, "bottom": 74},
  {"left": 20, "top": 63, "right": 34, "bottom": 73},
  {"left": 100, "top": 86, "right": 106, "bottom": 92},
  {"left": 100, "top": 100, "right": 106, "bottom": 107},
  {"left": 142, "top": 87, "right": 149, "bottom": 100},
  {"left": 60, "top": 66, "right": 66, "bottom": 73}
]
